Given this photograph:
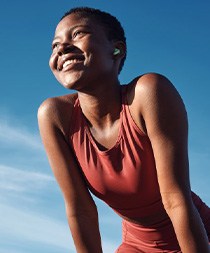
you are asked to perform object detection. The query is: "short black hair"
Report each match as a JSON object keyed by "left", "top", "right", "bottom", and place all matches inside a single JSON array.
[{"left": 61, "top": 7, "right": 127, "bottom": 73}]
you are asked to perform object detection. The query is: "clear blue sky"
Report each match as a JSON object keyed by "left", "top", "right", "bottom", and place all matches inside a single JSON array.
[{"left": 1, "top": 1, "right": 210, "bottom": 252}]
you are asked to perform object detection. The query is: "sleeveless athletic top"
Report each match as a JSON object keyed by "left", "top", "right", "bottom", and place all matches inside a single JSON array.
[
  {"left": 69, "top": 85, "right": 202, "bottom": 219},
  {"left": 69, "top": 85, "right": 165, "bottom": 218}
]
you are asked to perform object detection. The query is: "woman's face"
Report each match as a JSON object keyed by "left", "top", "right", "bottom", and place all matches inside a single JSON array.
[{"left": 49, "top": 14, "right": 117, "bottom": 90}]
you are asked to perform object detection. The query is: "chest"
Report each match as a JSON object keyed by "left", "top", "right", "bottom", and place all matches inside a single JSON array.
[
  {"left": 88, "top": 117, "right": 121, "bottom": 151},
  {"left": 71, "top": 125, "right": 160, "bottom": 206},
  {"left": 69, "top": 98, "right": 161, "bottom": 210}
]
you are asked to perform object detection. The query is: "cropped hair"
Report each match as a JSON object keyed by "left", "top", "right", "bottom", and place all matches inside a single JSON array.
[{"left": 61, "top": 7, "right": 127, "bottom": 73}]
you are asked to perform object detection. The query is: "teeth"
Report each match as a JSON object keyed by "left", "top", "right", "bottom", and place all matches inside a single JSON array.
[{"left": 63, "top": 59, "right": 82, "bottom": 68}]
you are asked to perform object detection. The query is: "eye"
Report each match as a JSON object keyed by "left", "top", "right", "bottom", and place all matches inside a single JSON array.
[
  {"left": 72, "top": 30, "right": 87, "bottom": 39},
  {"left": 51, "top": 42, "right": 59, "bottom": 50}
]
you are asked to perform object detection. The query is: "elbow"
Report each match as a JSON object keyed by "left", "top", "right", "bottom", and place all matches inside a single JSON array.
[
  {"left": 163, "top": 199, "right": 184, "bottom": 214},
  {"left": 65, "top": 201, "right": 99, "bottom": 222},
  {"left": 161, "top": 192, "right": 193, "bottom": 215}
]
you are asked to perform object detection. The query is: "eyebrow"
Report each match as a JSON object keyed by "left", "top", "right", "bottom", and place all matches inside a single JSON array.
[{"left": 53, "top": 25, "right": 92, "bottom": 41}]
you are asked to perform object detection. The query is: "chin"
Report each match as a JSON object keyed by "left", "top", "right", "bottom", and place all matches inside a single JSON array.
[
  {"left": 61, "top": 76, "right": 85, "bottom": 91},
  {"left": 57, "top": 72, "right": 84, "bottom": 90},
  {"left": 60, "top": 80, "right": 78, "bottom": 90}
]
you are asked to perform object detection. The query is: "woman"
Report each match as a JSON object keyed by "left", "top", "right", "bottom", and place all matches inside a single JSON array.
[{"left": 38, "top": 7, "right": 210, "bottom": 253}]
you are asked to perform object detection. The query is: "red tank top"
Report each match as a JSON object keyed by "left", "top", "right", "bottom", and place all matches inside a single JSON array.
[{"left": 69, "top": 85, "right": 166, "bottom": 218}]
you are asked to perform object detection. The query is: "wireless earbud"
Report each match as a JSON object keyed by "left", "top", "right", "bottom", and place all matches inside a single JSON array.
[{"left": 113, "top": 48, "right": 120, "bottom": 55}]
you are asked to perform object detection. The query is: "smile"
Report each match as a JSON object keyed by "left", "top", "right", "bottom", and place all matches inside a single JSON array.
[
  {"left": 58, "top": 55, "right": 85, "bottom": 71},
  {"left": 63, "top": 59, "right": 83, "bottom": 69}
]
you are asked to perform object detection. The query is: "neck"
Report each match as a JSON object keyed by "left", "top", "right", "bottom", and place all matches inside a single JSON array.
[{"left": 77, "top": 80, "right": 122, "bottom": 129}]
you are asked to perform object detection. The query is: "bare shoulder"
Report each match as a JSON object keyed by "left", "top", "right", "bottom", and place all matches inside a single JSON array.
[
  {"left": 130, "top": 73, "right": 179, "bottom": 97},
  {"left": 126, "top": 73, "right": 187, "bottom": 134},
  {"left": 38, "top": 93, "right": 78, "bottom": 137},
  {"left": 128, "top": 72, "right": 185, "bottom": 110}
]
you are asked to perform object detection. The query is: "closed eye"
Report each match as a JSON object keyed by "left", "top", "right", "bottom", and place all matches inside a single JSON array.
[
  {"left": 52, "top": 42, "right": 60, "bottom": 50},
  {"left": 72, "top": 30, "right": 89, "bottom": 39}
]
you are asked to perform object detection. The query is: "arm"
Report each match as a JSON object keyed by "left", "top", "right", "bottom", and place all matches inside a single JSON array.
[
  {"left": 136, "top": 73, "right": 209, "bottom": 253},
  {"left": 38, "top": 98, "right": 102, "bottom": 253}
]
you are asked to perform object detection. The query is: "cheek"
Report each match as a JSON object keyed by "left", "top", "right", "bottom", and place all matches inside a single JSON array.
[
  {"left": 49, "top": 53, "right": 57, "bottom": 72},
  {"left": 49, "top": 55, "right": 62, "bottom": 83}
]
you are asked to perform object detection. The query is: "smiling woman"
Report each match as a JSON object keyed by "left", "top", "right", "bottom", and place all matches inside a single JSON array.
[
  {"left": 49, "top": 8, "right": 126, "bottom": 92},
  {"left": 38, "top": 7, "right": 210, "bottom": 253},
  {"left": 51, "top": 26, "right": 88, "bottom": 72}
]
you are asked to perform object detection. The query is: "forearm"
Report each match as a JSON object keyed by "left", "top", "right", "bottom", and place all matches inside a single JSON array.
[
  {"left": 66, "top": 207, "right": 103, "bottom": 253},
  {"left": 166, "top": 204, "right": 210, "bottom": 253}
]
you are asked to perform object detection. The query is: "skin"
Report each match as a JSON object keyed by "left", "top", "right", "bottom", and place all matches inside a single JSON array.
[{"left": 38, "top": 13, "right": 210, "bottom": 253}]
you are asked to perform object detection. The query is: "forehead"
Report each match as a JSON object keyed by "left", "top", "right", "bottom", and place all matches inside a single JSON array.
[{"left": 55, "top": 13, "right": 105, "bottom": 35}]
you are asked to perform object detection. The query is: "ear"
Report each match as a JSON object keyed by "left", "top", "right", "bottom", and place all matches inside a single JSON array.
[
  {"left": 112, "top": 41, "right": 126, "bottom": 59},
  {"left": 113, "top": 48, "right": 121, "bottom": 55}
]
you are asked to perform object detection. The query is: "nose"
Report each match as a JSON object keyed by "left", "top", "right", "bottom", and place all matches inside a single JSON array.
[{"left": 57, "top": 43, "right": 75, "bottom": 56}]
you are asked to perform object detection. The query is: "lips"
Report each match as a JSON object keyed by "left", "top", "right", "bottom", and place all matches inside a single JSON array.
[{"left": 57, "top": 54, "right": 85, "bottom": 71}]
